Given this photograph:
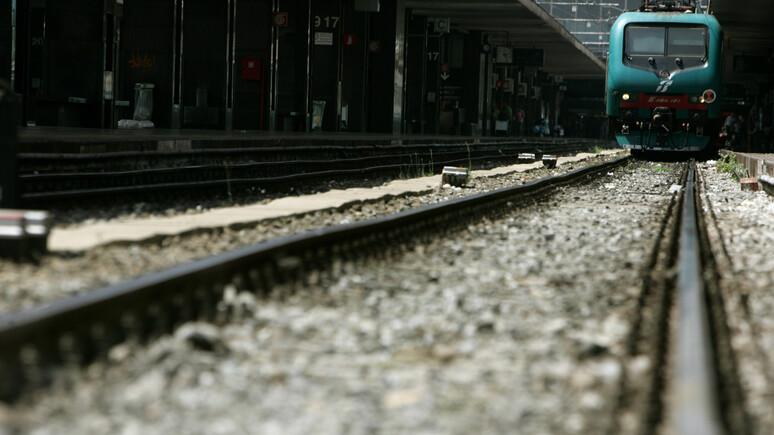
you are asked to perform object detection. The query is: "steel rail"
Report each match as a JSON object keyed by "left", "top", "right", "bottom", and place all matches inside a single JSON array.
[
  {"left": 672, "top": 163, "right": 724, "bottom": 435},
  {"left": 0, "top": 155, "right": 629, "bottom": 402}
]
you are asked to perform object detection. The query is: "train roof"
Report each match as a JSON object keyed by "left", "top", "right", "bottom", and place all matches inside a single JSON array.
[{"left": 612, "top": 11, "right": 721, "bottom": 29}]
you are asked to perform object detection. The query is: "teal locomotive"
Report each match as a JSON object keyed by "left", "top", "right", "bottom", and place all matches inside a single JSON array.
[{"left": 606, "top": 1, "right": 722, "bottom": 153}]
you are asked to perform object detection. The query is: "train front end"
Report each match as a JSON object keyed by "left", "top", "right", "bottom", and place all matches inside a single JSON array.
[{"left": 606, "top": 10, "right": 722, "bottom": 152}]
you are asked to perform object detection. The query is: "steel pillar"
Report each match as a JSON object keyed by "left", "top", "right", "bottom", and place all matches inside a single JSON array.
[{"left": 391, "top": 0, "right": 406, "bottom": 135}]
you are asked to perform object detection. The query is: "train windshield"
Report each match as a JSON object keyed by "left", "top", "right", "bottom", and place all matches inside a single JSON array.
[
  {"left": 625, "top": 25, "right": 707, "bottom": 57},
  {"left": 626, "top": 27, "right": 665, "bottom": 55},
  {"left": 667, "top": 27, "right": 707, "bottom": 56}
]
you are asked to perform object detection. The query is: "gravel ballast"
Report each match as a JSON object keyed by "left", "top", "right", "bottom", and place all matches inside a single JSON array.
[
  {"left": 0, "top": 153, "right": 621, "bottom": 314},
  {"left": 700, "top": 162, "right": 774, "bottom": 434},
  {"left": 2, "top": 161, "right": 683, "bottom": 434}
]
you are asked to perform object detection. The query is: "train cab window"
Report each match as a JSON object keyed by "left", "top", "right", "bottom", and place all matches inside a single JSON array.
[
  {"left": 667, "top": 27, "right": 707, "bottom": 57},
  {"left": 625, "top": 26, "right": 666, "bottom": 56}
]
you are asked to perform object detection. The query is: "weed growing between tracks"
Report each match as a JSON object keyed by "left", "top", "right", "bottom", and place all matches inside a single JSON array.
[{"left": 716, "top": 153, "right": 748, "bottom": 181}]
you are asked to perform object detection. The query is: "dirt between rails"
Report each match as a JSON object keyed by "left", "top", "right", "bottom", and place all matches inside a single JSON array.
[{"left": 2, "top": 160, "right": 686, "bottom": 435}]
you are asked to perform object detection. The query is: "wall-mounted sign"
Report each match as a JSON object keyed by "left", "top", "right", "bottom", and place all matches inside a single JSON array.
[
  {"left": 315, "top": 32, "right": 334, "bottom": 46},
  {"left": 241, "top": 58, "right": 262, "bottom": 81},
  {"left": 273, "top": 12, "right": 289, "bottom": 27},
  {"left": 433, "top": 18, "right": 450, "bottom": 34},
  {"left": 344, "top": 34, "right": 358, "bottom": 46},
  {"left": 128, "top": 52, "right": 155, "bottom": 72},
  {"left": 103, "top": 71, "right": 114, "bottom": 100},
  {"left": 495, "top": 47, "right": 512, "bottom": 64},
  {"left": 314, "top": 15, "right": 340, "bottom": 30}
]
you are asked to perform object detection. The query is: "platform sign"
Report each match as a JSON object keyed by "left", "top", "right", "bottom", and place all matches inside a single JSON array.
[
  {"left": 103, "top": 71, "right": 114, "bottom": 100},
  {"left": 433, "top": 18, "right": 450, "bottom": 34},
  {"left": 314, "top": 16, "right": 340, "bottom": 30},
  {"left": 273, "top": 12, "right": 289, "bottom": 27},
  {"left": 344, "top": 34, "right": 358, "bottom": 46},
  {"left": 495, "top": 47, "right": 512, "bottom": 64},
  {"left": 241, "top": 58, "right": 262, "bottom": 81},
  {"left": 513, "top": 49, "right": 543, "bottom": 67},
  {"left": 314, "top": 32, "right": 334, "bottom": 46},
  {"left": 440, "top": 63, "right": 451, "bottom": 81}
]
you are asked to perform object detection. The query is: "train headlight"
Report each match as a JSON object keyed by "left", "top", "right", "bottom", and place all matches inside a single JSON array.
[
  {"left": 701, "top": 89, "right": 716, "bottom": 104},
  {"left": 622, "top": 93, "right": 631, "bottom": 101}
]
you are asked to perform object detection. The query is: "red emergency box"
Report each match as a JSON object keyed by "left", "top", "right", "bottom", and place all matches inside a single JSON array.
[{"left": 241, "top": 58, "right": 262, "bottom": 81}]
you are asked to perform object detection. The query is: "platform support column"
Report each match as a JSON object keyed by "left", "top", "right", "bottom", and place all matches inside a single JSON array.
[
  {"left": 268, "top": 0, "right": 280, "bottom": 132},
  {"left": 0, "top": 80, "right": 19, "bottom": 208},
  {"left": 171, "top": 0, "right": 185, "bottom": 129},
  {"left": 391, "top": 0, "right": 406, "bottom": 135},
  {"left": 224, "top": 0, "right": 236, "bottom": 131},
  {"left": 304, "top": 0, "right": 312, "bottom": 132}
]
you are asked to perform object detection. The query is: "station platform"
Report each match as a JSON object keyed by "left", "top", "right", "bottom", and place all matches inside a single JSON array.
[
  {"left": 48, "top": 150, "right": 625, "bottom": 252},
  {"left": 732, "top": 153, "right": 774, "bottom": 178},
  {"left": 16, "top": 127, "right": 591, "bottom": 154}
]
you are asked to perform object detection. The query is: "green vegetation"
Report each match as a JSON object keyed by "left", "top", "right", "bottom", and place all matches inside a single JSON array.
[
  {"left": 716, "top": 153, "right": 748, "bottom": 181},
  {"left": 652, "top": 164, "right": 668, "bottom": 173},
  {"left": 399, "top": 153, "right": 436, "bottom": 179}
]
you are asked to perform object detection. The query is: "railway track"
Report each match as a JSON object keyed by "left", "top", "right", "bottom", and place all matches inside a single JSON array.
[
  {"left": 613, "top": 161, "right": 749, "bottom": 435},
  {"left": 0, "top": 154, "right": 627, "bottom": 402},
  {"left": 18, "top": 139, "right": 599, "bottom": 204},
  {"left": 2, "top": 157, "right": 751, "bottom": 435}
]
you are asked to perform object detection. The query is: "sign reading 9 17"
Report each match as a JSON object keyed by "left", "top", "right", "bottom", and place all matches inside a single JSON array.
[{"left": 315, "top": 15, "right": 341, "bottom": 30}]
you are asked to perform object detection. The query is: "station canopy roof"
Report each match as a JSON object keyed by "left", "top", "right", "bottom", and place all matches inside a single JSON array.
[
  {"left": 712, "top": 0, "right": 774, "bottom": 44},
  {"left": 406, "top": 0, "right": 606, "bottom": 79},
  {"left": 712, "top": 0, "right": 774, "bottom": 84}
]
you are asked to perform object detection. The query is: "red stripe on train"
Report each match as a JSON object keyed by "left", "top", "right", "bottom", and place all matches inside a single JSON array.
[{"left": 620, "top": 93, "right": 708, "bottom": 111}]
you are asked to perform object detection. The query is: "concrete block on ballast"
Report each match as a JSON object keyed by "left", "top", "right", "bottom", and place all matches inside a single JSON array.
[
  {"left": 542, "top": 155, "right": 558, "bottom": 169},
  {"left": 0, "top": 209, "right": 51, "bottom": 259},
  {"left": 441, "top": 166, "right": 470, "bottom": 187}
]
